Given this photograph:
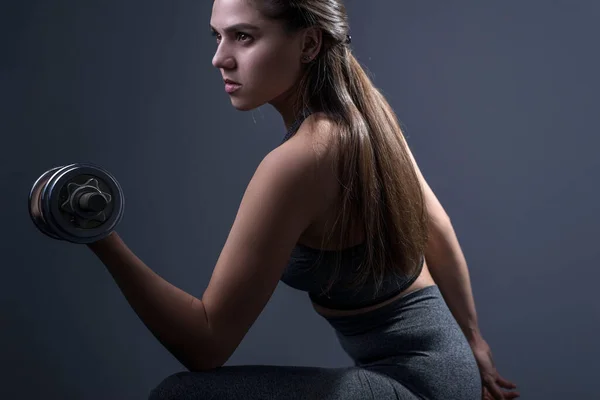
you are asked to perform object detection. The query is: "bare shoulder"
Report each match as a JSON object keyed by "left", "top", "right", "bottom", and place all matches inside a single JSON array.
[
  {"left": 251, "top": 110, "right": 339, "bottom": 223},
  {"left": 281, "top": 111, "right": 340, "bottom": 184},
  {"left": 278, "top": 110, "right": 340, "bottom": 202},
  {"left": 287, "top": 111, "right": 339, "bottom": 153}
]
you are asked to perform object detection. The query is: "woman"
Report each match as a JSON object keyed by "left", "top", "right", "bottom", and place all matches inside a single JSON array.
[{"left": 89, "top": 0, "right": 519, "bottom": 398}]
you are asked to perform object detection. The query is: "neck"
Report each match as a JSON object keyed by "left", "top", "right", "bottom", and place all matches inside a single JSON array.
[{"left": 268, "top": 83, "right": 306, "bottom": 131}]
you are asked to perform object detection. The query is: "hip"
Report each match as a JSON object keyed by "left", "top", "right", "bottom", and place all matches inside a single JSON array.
[{"left": 322, "top": 285, "right": 482, "bottom": 397}]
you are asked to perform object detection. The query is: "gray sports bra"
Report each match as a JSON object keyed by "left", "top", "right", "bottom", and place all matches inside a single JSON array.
[{"left": 278, "top": 109, "right": 424, "bottom": 310}]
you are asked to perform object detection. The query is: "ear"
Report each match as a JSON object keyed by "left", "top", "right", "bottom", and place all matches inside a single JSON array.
[{"left": 300, "top": 26, "right": 322, "bottom": 63}]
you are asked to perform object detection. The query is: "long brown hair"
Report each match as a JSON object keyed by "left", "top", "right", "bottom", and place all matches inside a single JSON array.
[{"left": 254, "top": 0, "right": 429, "bottom": 295}]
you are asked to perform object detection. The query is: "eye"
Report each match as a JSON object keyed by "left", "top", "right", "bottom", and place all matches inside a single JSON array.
[
  {"left": 236, "top": 32, "right": 252, "bottom": 42},
  {"left": 210, "top": 30, "right": 253, "bottom": 45},
  {"left": 211, "top": 30, "right": 221, "bottom": 43}
]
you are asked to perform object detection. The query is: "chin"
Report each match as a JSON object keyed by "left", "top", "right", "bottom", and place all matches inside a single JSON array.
[{"left": 230, "top": 96, "right": 265, "bottom": 112}]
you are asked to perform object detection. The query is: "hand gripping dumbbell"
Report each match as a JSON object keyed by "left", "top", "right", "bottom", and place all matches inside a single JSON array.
[{"left": 28, "top": 163, "right": 125, "bottom": 244}]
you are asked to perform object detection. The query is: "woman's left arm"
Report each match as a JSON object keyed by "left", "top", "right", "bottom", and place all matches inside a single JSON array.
[
  {"left": 401, "top": 143, "right": 482, "bottom": 342},
  {"left": 422, "top": 211, "right": 482, "bottom": 343},
  {"left": 403, "top": 142, "right": 519, "bottom": 399}
]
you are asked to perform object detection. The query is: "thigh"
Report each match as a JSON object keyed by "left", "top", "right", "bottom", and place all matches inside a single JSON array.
[{"left": 148, "top": 364, "right": 420, "bottom": 400}]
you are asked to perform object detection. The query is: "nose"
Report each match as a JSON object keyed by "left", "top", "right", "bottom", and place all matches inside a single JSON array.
[{"left": 212, "top": 44, "right": 236, "bottom": 70}]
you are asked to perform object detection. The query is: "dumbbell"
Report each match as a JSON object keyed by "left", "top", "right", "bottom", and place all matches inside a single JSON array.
[{"left": 28, "top": 163, "right": 125, "bottom": 244}]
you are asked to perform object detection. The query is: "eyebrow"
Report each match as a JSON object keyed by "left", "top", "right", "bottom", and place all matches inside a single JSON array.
[{"left": 210, "top": 23, "right": 260, "bottom": 34}]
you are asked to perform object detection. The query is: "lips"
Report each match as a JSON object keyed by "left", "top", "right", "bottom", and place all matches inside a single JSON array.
[{"left": 223, "top": 78, "right": 242, "bottom": 94}]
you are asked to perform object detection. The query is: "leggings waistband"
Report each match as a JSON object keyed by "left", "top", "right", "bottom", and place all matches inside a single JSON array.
[{"left": 322, "top": 285, "right": 441, "bottom": 335}]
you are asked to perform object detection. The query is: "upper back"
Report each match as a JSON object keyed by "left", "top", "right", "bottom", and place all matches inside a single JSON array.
[
  {"left": 280, "top": 110, "right": 346, "bottom": 245},
  {"left": 279, "top": 109, "right": 423, "bottom": 310}
]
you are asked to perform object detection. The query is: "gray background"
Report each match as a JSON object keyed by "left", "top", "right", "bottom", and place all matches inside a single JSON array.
[{"left": 2, "top": 1, "right": 598, "bottom": 399}]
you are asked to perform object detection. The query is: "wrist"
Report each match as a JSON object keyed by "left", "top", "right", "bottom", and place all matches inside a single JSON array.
[
  {"left": 464, "top": 326, "right": 483, "bottom": 345},
  {"left": 87, "top": 231, "right": 119, "bottom": 252}
]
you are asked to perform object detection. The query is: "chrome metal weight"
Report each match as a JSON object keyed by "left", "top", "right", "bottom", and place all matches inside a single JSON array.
[{"left": 28, "top": 163, "right": 125, "bottom": 244}]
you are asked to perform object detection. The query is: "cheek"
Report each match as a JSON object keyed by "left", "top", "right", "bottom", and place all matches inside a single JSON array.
[{"left": 247, "top": 47, "right": 300, "bottom": 96}]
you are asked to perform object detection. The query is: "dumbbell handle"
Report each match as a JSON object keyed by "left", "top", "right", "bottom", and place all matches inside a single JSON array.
[{"left": 77, "top": 191, "right": 108, "bottom": 213}]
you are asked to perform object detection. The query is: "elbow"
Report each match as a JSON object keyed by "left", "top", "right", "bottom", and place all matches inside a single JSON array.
[
  {"left": 188, "top": 340, "right": 235, "bottom": 372},
  {"left": 202, "top": 353, "right": 229, "bottom": 372},
  {"left": 429, "top": 210, "right": 452, "bottom": 233},
  {"left": 185, "top": 352, "right": 225, "bottom": 372},
  {"left": 187, "top": 362, "right": 223, "bottom": 373},
  {"left": 182, "top": 337, "right": 228, "bottom": 373},
  {"left": 425, "top": 211, "right": 454, "bottom": 250}
]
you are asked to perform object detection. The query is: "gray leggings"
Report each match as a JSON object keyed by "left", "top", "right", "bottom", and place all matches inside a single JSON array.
[{"left": 148, "top": 285, "right": 482, "bottom": 399}]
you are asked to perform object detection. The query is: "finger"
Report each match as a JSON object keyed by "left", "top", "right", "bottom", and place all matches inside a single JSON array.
[
  {"left": 482, "top": 387, "right": 493, "bottom": 400},
  {"left": 483, "top": 392, "right": 494, "bottom": 400},
  {"left": 485, "top": 380, "right": 506, "bottom": 400},
  {"left": 496, "top": 374, "right": 517, "bottom": 389},
  {"left": 489, "top": 384, "right": 521, "bottom": 400},
  {"left": 482, "top": 383, "right": 500, "bottom": 400},
  {"left": 505, "top": 393, "right": 521, "bottom": 399},
  {"left": 501, "top": 390, "right": 521, "bottom": 399}
]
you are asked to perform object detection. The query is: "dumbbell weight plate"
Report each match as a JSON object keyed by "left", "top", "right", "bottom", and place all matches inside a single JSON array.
[
  {"left": 43, "top": 163, "right": 124, "bottom": 244},
  {"left": 30, "top": 163, "right": 125, "bottom": 244},
  {"left": 28, "top": 166, "right": 64, "bottom": 241}
]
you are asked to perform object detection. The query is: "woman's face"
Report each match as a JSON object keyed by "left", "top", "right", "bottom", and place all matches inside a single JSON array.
[{"left": 210, "top": 0, "right": 305, "bottom": 112}]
